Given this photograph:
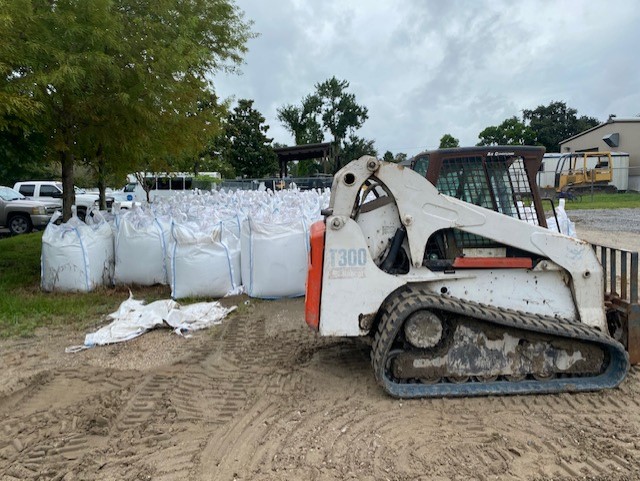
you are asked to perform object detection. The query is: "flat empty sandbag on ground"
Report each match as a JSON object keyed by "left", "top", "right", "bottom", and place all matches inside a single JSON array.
[{"left": 65, "top": 295, "right": 236, "bottom": 351}]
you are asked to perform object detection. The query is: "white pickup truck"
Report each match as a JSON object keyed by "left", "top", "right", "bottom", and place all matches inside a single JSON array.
[{"left": 13, "top": 181, "right": 113, "bottom": 220}]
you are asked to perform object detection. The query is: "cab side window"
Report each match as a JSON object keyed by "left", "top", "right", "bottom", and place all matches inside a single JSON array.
[
  {"left": 413, "top": 157, "right": 429, "bottom": 177},
  {"left": 18, "top": 184, "right": 35, "bottom": 196},
  {"left": 40, "top": 185, "right": 60, "bottom": 197}
]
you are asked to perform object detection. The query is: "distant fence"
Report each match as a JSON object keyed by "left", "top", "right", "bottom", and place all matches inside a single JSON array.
[{"left": 211, "top": 176, "right": 333, "bottom": 192}]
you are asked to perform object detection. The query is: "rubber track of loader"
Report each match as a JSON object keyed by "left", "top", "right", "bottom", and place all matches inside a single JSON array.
[{"left": 371, "top": 285, "right": 630, "bottom": 398}]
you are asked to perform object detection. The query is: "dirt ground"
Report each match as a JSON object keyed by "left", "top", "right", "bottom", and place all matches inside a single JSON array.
[{"left": 2, "top": 219, "right": 640, "bottom": 481}]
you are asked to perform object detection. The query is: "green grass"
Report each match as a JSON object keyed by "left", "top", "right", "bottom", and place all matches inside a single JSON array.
[
  {"left": 0, "top": 232, "right": 171, "bottom": 338},
  {"left": 557, "top": 192, "right": 640, "bottom": 210}
]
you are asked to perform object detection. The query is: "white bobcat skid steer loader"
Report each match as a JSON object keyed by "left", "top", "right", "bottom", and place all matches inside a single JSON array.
[{"left": 305, "top": 147, "right": 635, "bottom": 398}]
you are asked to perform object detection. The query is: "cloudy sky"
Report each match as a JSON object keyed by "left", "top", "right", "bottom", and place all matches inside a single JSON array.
[{"left": 214, "top": 0, "right": 640, "bottom": 158}]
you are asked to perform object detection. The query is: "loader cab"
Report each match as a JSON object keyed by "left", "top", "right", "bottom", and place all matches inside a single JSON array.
[
  {"left": 408, "top": 146, "right": 548, "bottom": 266},
  {"left": 410, "top": 146, "right": 547, "bottom": 227}
]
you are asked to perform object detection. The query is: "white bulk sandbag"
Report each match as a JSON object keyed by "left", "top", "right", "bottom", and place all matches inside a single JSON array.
[
  {"left": 169, "top": 222, "right": 241, "bottom": 299},
  {"left": 41, "top": 215, "right": 114, "bottom": 292},
  {"left": 546, "top": 198, "right": 576, "bottom": 237},
  {"left": 241, "top": 217, "right": 309, "bottom": 299},
  {"left": 114, "top": 212, "right": 170, "bottom": 285}
]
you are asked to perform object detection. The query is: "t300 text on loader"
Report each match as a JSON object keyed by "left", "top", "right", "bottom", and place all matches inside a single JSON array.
[{"left": 305, "top": 146, "right": 638, "bottom": 398}]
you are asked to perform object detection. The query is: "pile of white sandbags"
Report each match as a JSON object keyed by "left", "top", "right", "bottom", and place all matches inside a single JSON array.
[
  {"left": 40, "top": 187, "right": 331, "bottom": 300},
  {"left": 41, "top": 213, "right": 114, "bottom": 292}
]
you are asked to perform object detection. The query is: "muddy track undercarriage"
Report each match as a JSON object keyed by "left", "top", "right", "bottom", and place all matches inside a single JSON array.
[{"left": 372, "top": 286, "right": 629, "bottom": 398}]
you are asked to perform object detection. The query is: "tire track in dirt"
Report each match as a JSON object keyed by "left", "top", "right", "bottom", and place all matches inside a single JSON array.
[
  {"left": 0, "top": 382, "right": 127, "bottom": 480},
  {"left": 0, "top": 320, "right": 239, "bottom": 479},
  {"left": 197, "top": 326, "right": 640, "bottom": 481}
]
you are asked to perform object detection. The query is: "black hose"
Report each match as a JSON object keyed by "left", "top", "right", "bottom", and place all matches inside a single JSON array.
[{"left": 381, "top": 226, "right": 406, "bottom": 273}]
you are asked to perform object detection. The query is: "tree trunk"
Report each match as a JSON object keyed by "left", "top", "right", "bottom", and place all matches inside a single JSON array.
[
  {"left": 331, "top": 138, "right": 341, "bottom": 173},
  {"left": 60, "top": 151, "right": 76, "bottom": 222},
  {"left": 97, "top": 151, "right": 107, "bottom": 210},
  {"left": 135, "top": 171, "right": 153, "bottom": 203}
]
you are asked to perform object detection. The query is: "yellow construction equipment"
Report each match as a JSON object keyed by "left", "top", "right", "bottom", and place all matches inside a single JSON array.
[{"left": 555, "top": 151, "right": 617, "bottom": 197}]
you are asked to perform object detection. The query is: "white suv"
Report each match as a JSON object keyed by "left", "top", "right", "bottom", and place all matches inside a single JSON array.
[{"left": 13, "top": 181, "right": 109, "bottom": 220}]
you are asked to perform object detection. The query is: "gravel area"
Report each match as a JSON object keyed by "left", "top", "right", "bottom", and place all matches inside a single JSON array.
[{"left": 568, "top": 207, "right": 640, "bottom": 233}]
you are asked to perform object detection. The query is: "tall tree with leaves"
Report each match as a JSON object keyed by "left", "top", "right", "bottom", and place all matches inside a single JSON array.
[
  {"left": 223, "top": 99, "right": 278, "bottom": 178},
  {"left": 276, "top": 95, "right": 324, "bottom": 145},
  {"left": 278, "top": 77, "right": 368, "bottom": 173},
  {"left": 0, "top": 0, "right": 252, "bottom": 219},
  {"left": 439, "top": 134, "right": 460, "bottom": 148},
  {"left": 314, "top": 77, "right": 368, "bottom": 171},
  {"left": 0, "top": 128, "right": 50, "bottom": 186},
  {"left": 199, "top": 129, "right": 236, "bottom": 179},
  {"left": 477, "top": 117, "right": 537, "bottom": 146},
  {"left": 522, "top": 101, "right": 599, "bottom": 152},
  {"left": 340, "top": 135, "right": 377, "bottom": 165},
  {"left": 381, "top": 151, "right": 407, "bottom": 163},
  {"left": 394, "top": 152, "right": 408, "bottom": 164}
]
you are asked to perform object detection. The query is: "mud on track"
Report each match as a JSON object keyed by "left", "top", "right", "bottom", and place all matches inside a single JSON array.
[{"left": 2, "top": 220, "right": 640, "bottom": 480}]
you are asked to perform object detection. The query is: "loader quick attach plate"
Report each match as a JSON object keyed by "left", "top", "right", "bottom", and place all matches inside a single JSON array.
[{"left": 372, "top": 286, "right": 629, "bottom": 398}]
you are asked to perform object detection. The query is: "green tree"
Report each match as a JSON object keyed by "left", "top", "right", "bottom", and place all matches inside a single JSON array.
[
  {"left": 439, "top": 134, "right": 460, "bottom": 148},
  {"left": 394, "top": 152, "right": 408, "bottom": 164},
  {"left": 314, "top": 77, "right": 369, "bottom": 171},
  {"left": 224, "top": 99, "right": 278, "bottom": 178},
  {"left": 477, "top": 117, "right": 537, "bottom": 146},
  {"left": 199, "top": 131, "right": 236, "bottom": 179},
  {"left": 0, "top": 127, "right": 51, "bottom": 186},
  {"left": 522, "top": 101, "right": 599, "bottom": 152},
  {"left": 278, "top": 77, "right": 368, "bottom": 173},
  {"left": 0, "top": 0, "right": 252, "bottom": 219},
  {"left": 276, "top": 95, "right": 324, "bottom": 145},
  {"left": 381, "top": 151, "right": 407, "bottom": 163},
  {"left": 341, "top": 135, "right": 377, "bottom": 165},
  {"left": 292, "top": 159, "right": 322, "bottom": 177}
]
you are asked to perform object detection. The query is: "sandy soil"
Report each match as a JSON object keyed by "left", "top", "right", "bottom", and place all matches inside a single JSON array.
[{"left": 2, "top": 219, "right": 640, "bottom": 481}]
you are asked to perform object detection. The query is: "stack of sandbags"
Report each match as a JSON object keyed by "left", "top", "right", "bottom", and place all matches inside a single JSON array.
[
  {"left": 41, "top": 214, "right": 114, "bottom": 292},
  {"left": 42, "top": 186, "right": 332, "bottom": 299}
]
